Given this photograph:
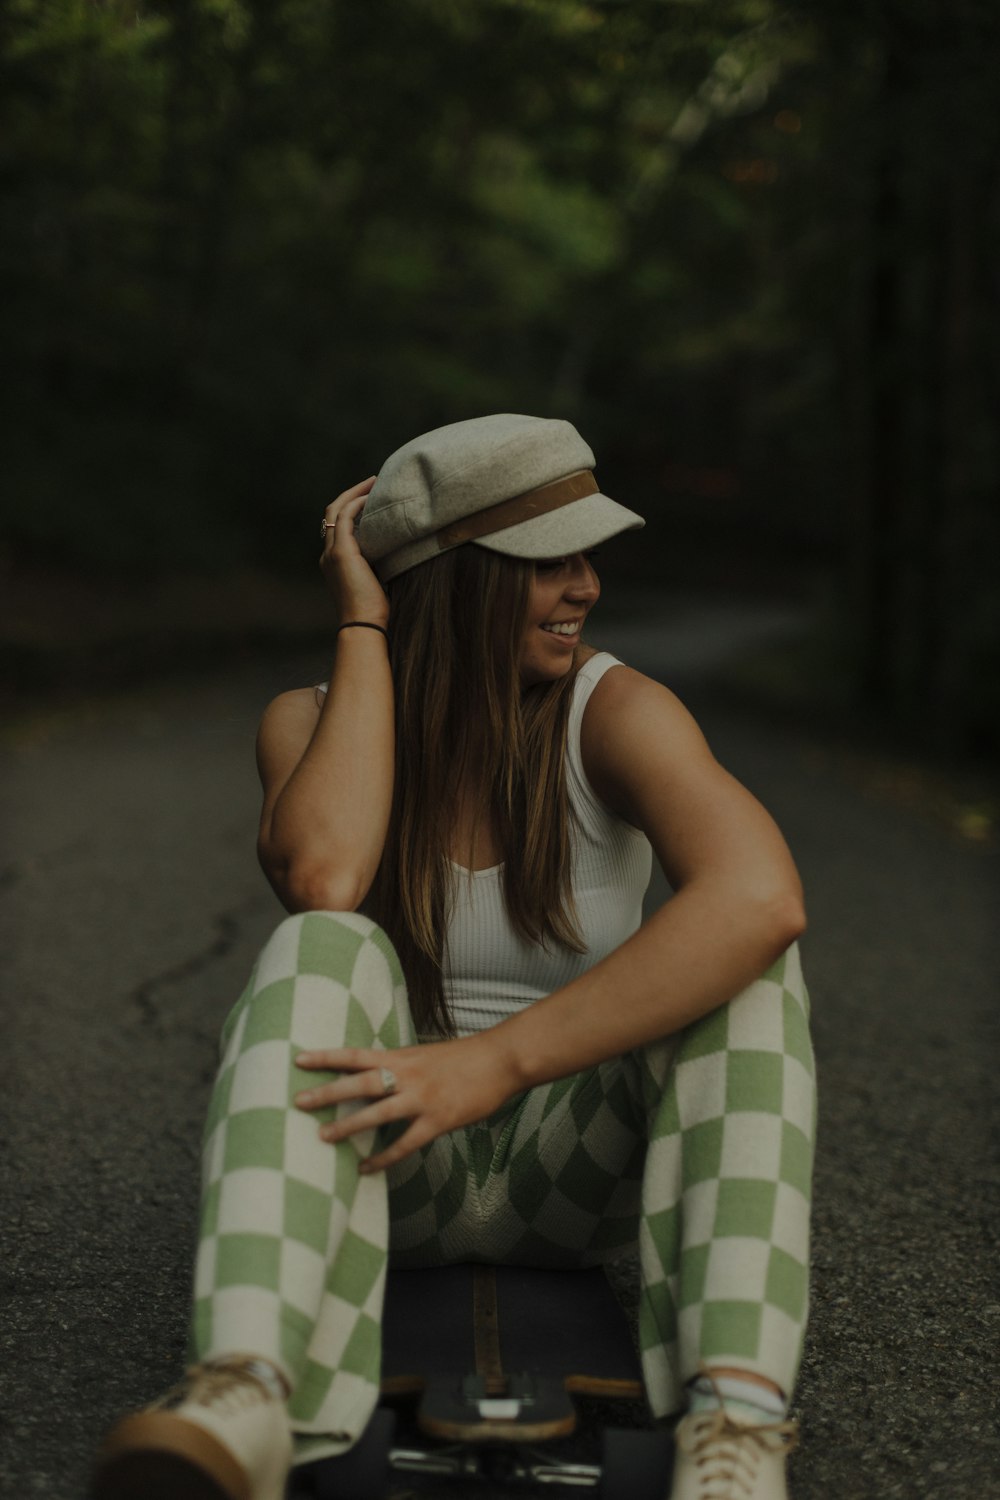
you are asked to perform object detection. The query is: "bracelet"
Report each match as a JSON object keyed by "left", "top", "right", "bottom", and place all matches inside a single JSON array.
[{"left": 337, "top": 621, "right": 388, "bottom": 639}]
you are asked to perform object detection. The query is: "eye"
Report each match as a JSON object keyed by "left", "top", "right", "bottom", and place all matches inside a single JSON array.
[{"left": 534, "top": 550, "right": 601, "bottom": 575}]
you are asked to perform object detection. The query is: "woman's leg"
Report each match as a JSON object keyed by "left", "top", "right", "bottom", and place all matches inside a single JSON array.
[
  {"left": 190, "top": 909, "right": 416, "bottom": 1458},
  {"left": 403, "top": 943, "right": 815, "bottom": 1428},
  {"left": 192, "top": 915, "right": 812, "bottom": 1447},
  {"left": 633, "top": 942, "right": 816, "bottom": 1419}
]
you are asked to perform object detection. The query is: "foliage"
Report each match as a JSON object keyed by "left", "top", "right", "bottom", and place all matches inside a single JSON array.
[{"left": 1, "top": 0, "right": 997, "bottom": 746}]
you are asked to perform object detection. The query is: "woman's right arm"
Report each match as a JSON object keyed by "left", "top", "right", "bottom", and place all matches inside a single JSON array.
[{"left": 255, "top": 479, "right": 394, "bottom": 913}]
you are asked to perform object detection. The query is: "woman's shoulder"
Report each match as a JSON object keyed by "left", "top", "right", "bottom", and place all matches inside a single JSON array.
[
  {"left": 578, "top": 657, "right": 713, "bottom": 810},
  {"left": 574, "top": 650, "right": 672, "bottom": 718},
  {"left": 256, "top": 687, "right": 322, "bottom": 755},
  {"left": 259, "top": 685, "right": 323, "bottom": 723},
  {"left": 579, "top": 651, "right": 689, "bottom": 716},
  {"left": 571, "top": 645, "right": 636, "bottom": 696}
]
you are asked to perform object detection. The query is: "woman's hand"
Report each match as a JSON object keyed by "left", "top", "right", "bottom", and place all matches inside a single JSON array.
[
  {"left": 293, "top": 1034, "right": 519, "bottom": 1174},
  {"left": 321, "top": 477, "right": 390, "bottom": 629}
]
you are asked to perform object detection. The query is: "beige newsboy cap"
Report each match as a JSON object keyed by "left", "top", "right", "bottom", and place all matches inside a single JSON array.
[{"left": 357, "top": 413, "right": 644, "bottom": 582}]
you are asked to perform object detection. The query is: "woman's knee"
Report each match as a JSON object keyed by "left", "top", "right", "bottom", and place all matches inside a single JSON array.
[
  {"left": 269, "top": 906, "right": 382, "bottom": 947},
  {"left": 257, "top": 909, "right": 401, "bottom": 984},
  {"left": 219, "top": 910, "right": 408, "bottom": 1060},
  {"left": 250, "top": 909, "right": 410, "bottom": 1040}
]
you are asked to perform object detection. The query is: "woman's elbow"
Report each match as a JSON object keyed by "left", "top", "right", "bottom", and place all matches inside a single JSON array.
[
  {"left": 259, "top": 847, "right": 369, "bottom": 914},
  {"left": 764, "top": 888, "right": 807, "bottom": 952},
  {"left": 293, "top": 872, "right": 369, "bottom": 913}
]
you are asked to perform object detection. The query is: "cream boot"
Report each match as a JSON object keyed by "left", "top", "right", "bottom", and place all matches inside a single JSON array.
[
  {"left": 670, "top": 1405, "right": 798, "bottom": 1500},
  {"left": 90, "top": 1356, "right": 292, "bottom": 1500}
]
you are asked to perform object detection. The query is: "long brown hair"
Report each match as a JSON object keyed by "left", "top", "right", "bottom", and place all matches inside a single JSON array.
[{"left": 366, "top": 545, "right": 585, "bottom": 1036}]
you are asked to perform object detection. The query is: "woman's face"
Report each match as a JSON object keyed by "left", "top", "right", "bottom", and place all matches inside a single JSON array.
[{"left": 518, "top": 552, "right": 601, "bottom": 687}]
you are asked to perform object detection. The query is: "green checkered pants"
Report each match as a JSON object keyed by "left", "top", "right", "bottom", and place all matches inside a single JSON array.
[{"left": 191, "top": 911, "right": 815, "bottom": 1462}]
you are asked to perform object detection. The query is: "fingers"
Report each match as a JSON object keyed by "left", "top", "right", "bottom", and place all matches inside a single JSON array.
[
  {"left": 360, "top": 1122, "right": 431, "bottom": 1176},
  {"left": 295, "top": 1046, "right": 382, "bottom": 1074},
  {"left": 317, "top": 479, "right": 390, "bottom": 627},
  {"left": 323, "top": 491, "right": 369, "bottom": 543},
  {"left": 294, "top": 1065, "right": 392, "bottom": 1112},
  {"left": 328, "top": 476, "right": 378, "bottom": 514},
  {"left": 321, "top": 478, "right": 376, "bottom": 560},
  {"left": 292, "top": 1048, "right": 431, "bottom": 1172},
  {"left": 297, "top": 1064, "right": 422, "bottom": 1171},
  {"left": 317, "top": 1092, "right": 409, "bottom": 1145}
]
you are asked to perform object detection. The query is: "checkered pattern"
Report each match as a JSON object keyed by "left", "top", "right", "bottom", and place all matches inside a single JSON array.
[
  {"left": 191, "top": 912, "right": 414, "bottom": 1450},
  {"left": 633, "top": 943, "right": 815, "bottom": 1413},
  {"left": 190, "top": 914, "right": 814, "bottom": 1461},
  {"left": 386, "top": 1059, "right": 649, "bottom": 1268}
]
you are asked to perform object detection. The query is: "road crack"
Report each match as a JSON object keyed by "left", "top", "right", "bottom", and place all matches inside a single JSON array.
[{"left": 131, "top": 897, "right": 259, "bottom": 1033}]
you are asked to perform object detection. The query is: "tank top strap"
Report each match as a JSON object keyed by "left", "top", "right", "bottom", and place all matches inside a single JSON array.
[{"left": 565, "top": 652, "right": 635, "bottom": 838}]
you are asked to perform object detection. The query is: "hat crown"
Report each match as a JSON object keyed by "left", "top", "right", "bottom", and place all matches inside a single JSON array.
[{"left": 359, "top": 414, "right": 594, "bottom": 564}]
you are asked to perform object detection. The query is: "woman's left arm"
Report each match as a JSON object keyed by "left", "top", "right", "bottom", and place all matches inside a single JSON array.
[
  {"left": 488, "top": 664, "right": 806, "bottom": 1089},
  {"left": 295, "top": 667, "right": 805, "bottom": 1170}
]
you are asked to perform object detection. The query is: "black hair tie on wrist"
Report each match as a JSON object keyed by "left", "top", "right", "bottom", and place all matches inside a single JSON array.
[{"left": 337, "top": 621, "right": 388, "bottom": 639}]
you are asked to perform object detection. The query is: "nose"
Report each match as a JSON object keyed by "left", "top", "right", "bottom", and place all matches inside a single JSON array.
[{"left": 565, "top": 553, "right": 600, "bottom": 603}]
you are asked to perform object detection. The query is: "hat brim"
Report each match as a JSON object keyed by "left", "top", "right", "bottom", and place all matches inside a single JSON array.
[
  {"left": 471, "top": 492, "right": 645, "bottom": 560},
  {"left": 371, "top": 491, "right": 645, "bottom": 582}
]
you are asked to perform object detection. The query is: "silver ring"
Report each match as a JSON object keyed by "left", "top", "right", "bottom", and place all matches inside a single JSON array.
[
  {"left": 321, "top": 518, "right": 336, "bottom": 538},
  {"left": 379, "top": 1067, "right": 398, "bottom": 1097}
]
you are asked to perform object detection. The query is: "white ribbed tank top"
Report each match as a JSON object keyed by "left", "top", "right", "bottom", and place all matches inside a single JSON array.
[{"left": 443, "top": 652, "right": 652, "bottom": 1037}]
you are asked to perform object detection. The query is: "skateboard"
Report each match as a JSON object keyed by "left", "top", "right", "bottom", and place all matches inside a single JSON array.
[{"left": 291, "top": 1262, "right": 674, "bottom": 1498}]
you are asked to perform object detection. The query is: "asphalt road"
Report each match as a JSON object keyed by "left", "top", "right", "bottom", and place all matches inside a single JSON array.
[{"left": 2, "top": 615, "right": 998, "bottom": 1500}]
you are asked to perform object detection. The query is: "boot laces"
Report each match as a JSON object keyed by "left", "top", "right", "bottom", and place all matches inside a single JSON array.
[
  {"left": 679, "top": 1407, "right": 798, "bottom": 1497},
  {"left": 154, "top": 1360, "right": 279, "bottom": 1417},
  {"left": 679, "top": 1365, "right": 798, "bottom": 1500}
]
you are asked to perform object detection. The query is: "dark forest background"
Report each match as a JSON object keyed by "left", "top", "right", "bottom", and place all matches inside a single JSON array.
[{"left": 2, "top": 0, "right": 998, "bottom": 754}]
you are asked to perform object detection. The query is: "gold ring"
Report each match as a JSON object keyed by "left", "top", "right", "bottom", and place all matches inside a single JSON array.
[{"left": 321, "top": 518, "right": 336, "bottom": 539}]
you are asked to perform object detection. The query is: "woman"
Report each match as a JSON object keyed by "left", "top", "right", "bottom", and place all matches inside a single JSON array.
[{"left": 92, "top": 414, "right": 815, "bottom": 1500}]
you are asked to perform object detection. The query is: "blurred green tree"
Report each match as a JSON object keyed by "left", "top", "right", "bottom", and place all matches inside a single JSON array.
[{"left": 0, "top": 0, "right": 996, "bottom": 746}]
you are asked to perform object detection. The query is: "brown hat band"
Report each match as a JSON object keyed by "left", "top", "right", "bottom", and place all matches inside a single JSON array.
[{"left": 436, "top": 470, "right": 599, "bottom": 550}]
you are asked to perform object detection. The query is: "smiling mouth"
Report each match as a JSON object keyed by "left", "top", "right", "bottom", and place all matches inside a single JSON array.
[{"left": 540, "top": 620, "right": 581, "bottom": 637}]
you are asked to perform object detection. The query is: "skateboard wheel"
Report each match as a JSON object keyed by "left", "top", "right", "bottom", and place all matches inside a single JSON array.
[
  {"left": 291, "top": 1407, "right": 396, "bottom": 1500},
  {"left": 598, "top": 1426, "right": 674, "bottom": 1500}
]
